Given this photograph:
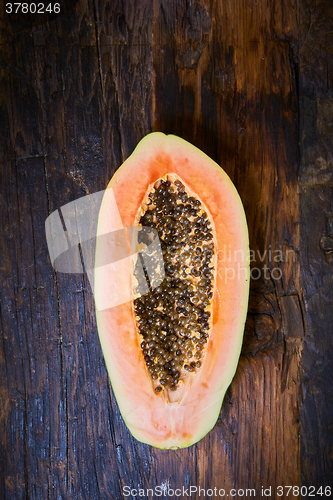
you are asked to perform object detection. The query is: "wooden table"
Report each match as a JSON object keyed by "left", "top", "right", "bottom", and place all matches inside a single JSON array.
[{"left": 0, "top": 0, "right": 332, "bottom": 498}]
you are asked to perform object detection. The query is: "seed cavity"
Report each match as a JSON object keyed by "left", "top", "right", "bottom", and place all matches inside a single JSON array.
[{"left": 134, "top": 176, "right": 215, "bottom": 394}]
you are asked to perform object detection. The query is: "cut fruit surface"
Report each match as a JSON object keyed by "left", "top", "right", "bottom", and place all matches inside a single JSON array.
[{"left": 95, "top": 132, "right": 249, "bottom": 449}]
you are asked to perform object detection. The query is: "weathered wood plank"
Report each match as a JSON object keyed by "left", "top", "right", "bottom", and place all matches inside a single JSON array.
[
  {"left": 0, "top": 0, "right": 332, "bottom": 498},
  {"left": 153, "top": 0, "right": 301, "bottom": 494},
  {"left": 0, "top": 13, "right": 62, "bottom": 498},
  {"left": 299, "top": 0, "right": 333, "bottom": 488},
  {"left": 30, "top": 1, "right": 136, "bottom": 497}
]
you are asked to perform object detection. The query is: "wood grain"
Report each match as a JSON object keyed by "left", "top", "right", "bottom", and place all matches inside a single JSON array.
[
  {"left": 0, "top": 0, "right": 331, "bottom": 498},
  {"left": 299, "top": 0, "right": 333, "bottom": 488},
  {"left": 153, "top": 0, "right": 301, "bottom": 492}
]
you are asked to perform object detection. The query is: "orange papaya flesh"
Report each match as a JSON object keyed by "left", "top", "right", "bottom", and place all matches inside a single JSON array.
[{"left": 95, "top": 133, "right": 249, "bottom": 449}]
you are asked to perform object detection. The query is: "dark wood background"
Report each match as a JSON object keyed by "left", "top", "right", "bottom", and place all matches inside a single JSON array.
[{"left": 0, "top": 0, "right": 332, "bottom": 498}]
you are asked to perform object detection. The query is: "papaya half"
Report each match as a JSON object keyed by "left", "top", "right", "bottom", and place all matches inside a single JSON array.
[{"left": 94, "top": 133, "right": 249, "bottom": 448}]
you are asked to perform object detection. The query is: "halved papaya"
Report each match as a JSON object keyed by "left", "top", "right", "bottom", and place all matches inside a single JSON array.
[{"left": 94, "top": 133, "right": 249, "bottom": 449}]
